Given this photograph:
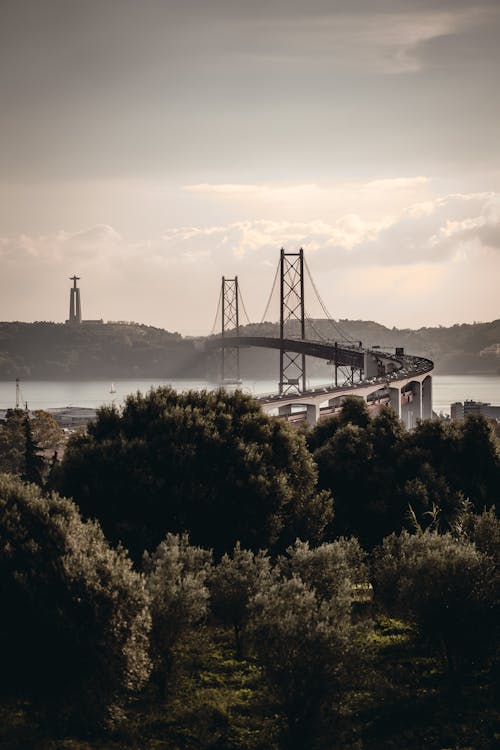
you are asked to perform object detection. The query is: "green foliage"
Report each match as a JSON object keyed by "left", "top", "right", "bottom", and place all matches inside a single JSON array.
[
  {"left": 311, "top": 405, "right": 500, "bottom": 548},
  {"left": 373, "top": 531, "right": 500, "bottom": 673},
  {"left": 279, "top": 537, "right": 368, "bottom": 608},
  {"left": 248, "top": 575, "right": 369, "bottom": 749},
  {"left": 305, "top": 396, "right": 370, "bottom": 452},
  {"left": 30, "top": 409, "right": 64, "bottom": 451},
  {"left": 0, "top": 409, "right": 63, "bottom": 484},
  {"left": 57, "top": 387, "right": 333, "bottom": 560},
  {"left": 209, "top": 543, "right": 275, "bottom": 658},
  {"left": 0, "top": 409, "right": 25, "bottom": 475},
  {"left": 466, "top": 506, "right": 500, "bottom": 561},
  {"left": 0, "top": 321, "right": 187, "bottom": 380},
  {"left": 22, "top": 414, "right": 44, "bottom": 485},
  {"left": 0, "top": 474, "right": 151, "bottom": 727},
  {"left": 144, "top": 533, "right": 212, "bottom": 695}
]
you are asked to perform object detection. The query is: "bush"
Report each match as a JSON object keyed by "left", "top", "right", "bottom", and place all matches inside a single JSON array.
[
  {"left": 248, "top": 575, "right": 369, "bottom": 749},
  {"left": 373, "top": 530, "right": 500, "bottom": 673},
  {"left": 0, "top": 474, "right": 151, "bottom": 727},
  {"left": 209, "top": 543, "right": 275, "bottom": 658},
  {"left": 144, "top": 532, "right": 212, "bottom": 696},
  {"left": 280, "top": 537, "right": 369, "bottom": 613}
]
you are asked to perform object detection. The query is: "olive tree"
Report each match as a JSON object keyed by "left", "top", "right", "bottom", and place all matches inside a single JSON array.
[
  {"left": 248, "top": 576, "right": 369, "bottom": 749},
  {"left": 373, "top": 531, "right": 500, "bottom": 673},
  {"left": 0, "top": 474, "right": 151, "bottom": 727},
  {"left": 144, "top": 533, "right": 212, "bottom": 696},
  {"left": 280, "top": 537, "right": 368, "bottom": 601},
  {"left": 209, "top": 543, "right": 275, "bottom": 658}
]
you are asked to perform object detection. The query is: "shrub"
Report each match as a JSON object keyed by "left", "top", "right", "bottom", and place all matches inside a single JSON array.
[
  {"left": 144, "top": 532, "right": 212, "bottom": 696},
  {"left": 0, "top": 474, "right": 151, "bottom": 727},
  {"left": 373, "top": 530, "right": 500, "bottom": 673},
  {"left": 208, "top": 543, "right": 275, "bottom": 657},
  {"left": 279, "top": 537, "right": 369, "bottom": 614},
  {"left": 248, "top": 575, "right": 369, "bottom": 749}
]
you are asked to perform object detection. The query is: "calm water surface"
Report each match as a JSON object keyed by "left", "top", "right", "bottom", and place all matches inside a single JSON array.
[{"left": 1, "top": 375, "right": 499, "bottom": 415}]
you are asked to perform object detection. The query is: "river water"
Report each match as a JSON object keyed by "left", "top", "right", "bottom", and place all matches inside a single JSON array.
[{"left": 1, "top": 375, "right": 499, "bottom": 416}]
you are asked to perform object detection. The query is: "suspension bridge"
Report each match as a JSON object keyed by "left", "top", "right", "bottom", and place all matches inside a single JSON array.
[{"left": 205, "top": 248, "right": 433, "bottom": 428}]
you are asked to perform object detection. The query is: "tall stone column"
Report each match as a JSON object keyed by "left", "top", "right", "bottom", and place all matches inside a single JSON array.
[
  {"left": 389, "top": 386, "right": 401, "bottom": 420},
  {"left": 68, "top": 276, "right": 81, "bottom": 324}
]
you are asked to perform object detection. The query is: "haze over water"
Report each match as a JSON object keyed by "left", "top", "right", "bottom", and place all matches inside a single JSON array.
[{"left": 1, "top": 375, "right": 499, "bottom": 417}]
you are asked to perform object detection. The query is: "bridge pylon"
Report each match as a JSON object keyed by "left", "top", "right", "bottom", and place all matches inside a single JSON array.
[
  {"left": 279, "top": 248, "right": 306, "bottom": 395},
  {"left": 220, "top": 276, "right": 241, "bottom": 384}
]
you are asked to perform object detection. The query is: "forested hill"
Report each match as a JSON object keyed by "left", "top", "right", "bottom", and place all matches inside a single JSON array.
[
  {"left": 0, "top": 318, "right": 499, "bottom": 380},
  {"left": 0, "top": 322, "right": 205, "bottom": 380},
  {"left": 239, "top": 318, "right": 500, "bottom": 375}
]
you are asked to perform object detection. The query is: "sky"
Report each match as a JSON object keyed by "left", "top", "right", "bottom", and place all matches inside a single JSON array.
[{"left": 1, "top": 0, "right": 499, "bottom": 334}]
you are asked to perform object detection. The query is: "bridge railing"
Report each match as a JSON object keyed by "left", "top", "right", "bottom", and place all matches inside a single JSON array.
[{"left": 256, "top": 352, "right": 434, "bottom": 403}]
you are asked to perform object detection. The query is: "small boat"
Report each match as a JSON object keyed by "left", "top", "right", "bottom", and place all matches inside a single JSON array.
[{"left": 110, "top": 383, "right": 116, "bottom": 394}]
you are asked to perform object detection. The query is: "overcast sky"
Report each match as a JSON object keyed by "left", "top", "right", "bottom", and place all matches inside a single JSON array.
[{"left": 1, "top": 0, "right": 499, "bottom": 333}]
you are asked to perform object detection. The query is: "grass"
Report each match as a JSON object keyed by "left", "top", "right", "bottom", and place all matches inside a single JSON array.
[{"left": 0, "top": 620, "right": 498, "bottom": 750}]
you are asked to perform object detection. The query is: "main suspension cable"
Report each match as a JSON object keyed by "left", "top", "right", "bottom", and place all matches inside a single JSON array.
[
  {"left": 259, "top": 260, "right": 280, "bottom": 325},
  {"left": 304, "top": 258, "right": 351, "bottom": 340},
  {"left": 210, "top": 284, "right": 223, "bottom": 335},
  {"left": 238, "top": 284, "right": 252, "bottom": 326}
]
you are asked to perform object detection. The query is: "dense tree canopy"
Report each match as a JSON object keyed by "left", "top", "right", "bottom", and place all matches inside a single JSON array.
[
  {"left": 374, "top": 531, "right": 500, "bottom": 674},
  {"left": 0, "top": 409, "right": 63, "bottom": 483},
  {"left": 57, "top": 387, "right": 333, "bottom": 560},
  {"left": 0, "top": 474, "right": 151, "bottom": 727},
  {"left": 144, "top": 533, "right": 212, "bottom": 695},
  {"left": 309, "top": 400, "right": 500, "bottom": 548}
]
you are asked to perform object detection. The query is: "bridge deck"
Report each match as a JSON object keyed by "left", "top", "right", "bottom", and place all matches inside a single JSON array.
[{"left": 207, "top": 335, "right": 366, "bottom": 368}]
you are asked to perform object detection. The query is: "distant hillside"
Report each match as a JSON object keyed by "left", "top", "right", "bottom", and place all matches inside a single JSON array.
[
  {"left": 0, "top": 322, "right": 206, "bottom": 380},
  {"left": 0, "top": 319, "right": 499, "bottom": 381},
  {"left": 237, "top": 319, "right": 500, "bottom": 376}
]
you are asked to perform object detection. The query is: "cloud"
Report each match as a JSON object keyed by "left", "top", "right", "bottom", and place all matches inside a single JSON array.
[
  {"left": 182, "top": 178, "right": 433, "bottom": 224},
  {"left": 0, "top": 191, "right": 499, "bottom": 330},
  {"left": 245, "top": 8, "right": 495, "bottom": 74}
]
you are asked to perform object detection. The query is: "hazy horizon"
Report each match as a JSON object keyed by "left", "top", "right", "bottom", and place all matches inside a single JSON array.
[{"left": 1, "top": 1, "right": 499, "bottom": 334}]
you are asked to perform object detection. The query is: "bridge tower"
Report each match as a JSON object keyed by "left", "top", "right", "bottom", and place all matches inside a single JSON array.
[
  {"left": 279, "top": 248, "right": 306, "bottom": 395},
  {"left": 221, "top": 276, "right": 241, "bottom": 384}
]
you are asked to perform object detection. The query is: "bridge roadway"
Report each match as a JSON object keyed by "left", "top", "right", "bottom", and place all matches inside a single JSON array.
[{"left": 207, "top": 336, "right": 434, "bottom": 428}]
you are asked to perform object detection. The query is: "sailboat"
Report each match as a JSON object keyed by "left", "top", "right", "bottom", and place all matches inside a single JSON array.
[{"left": 109, "top": 382, "right": 116, "bottom": 394}]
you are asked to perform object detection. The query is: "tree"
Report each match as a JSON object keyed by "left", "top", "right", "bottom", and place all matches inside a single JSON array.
[
  {"left": 0, "top": 474, "right": 151, "bottom": 727},
  {"left": 209, "top": 543, "right": 274, "bottom": 658},
  {"left": 248, "top": 576, "right": 369, "bottom": 749},
  {"left": 143, "top": 533, "right": 212, "bottom": 697},
  {"left": 314, "top": 423, "right": 375, "bottom": 543},
  {"left": 31, "top": 409, "right": 64, "bottom": 452},
  {"left": 458, "top": 415, "right": 500, "bottom": 510},
  {"left": 0, "top": 408, "right": 25, "bottom": 475},
  {"left": 280, "top": 538, "right": 368, "bottom": 612},
  {"left": 466, "top": 506, "right": 500, "bottom": 561},
  {"left": 305, "top": 396, "right": 370, "bottom": 452},
  {"left": 57, "top": 387, "right": 333, "bottom": 560},
  {"left": 22, "top": 414, "right": 44, "bottom": 485},
  {"left": 0, "top": 409, "right": 63, "bottom": 484},
  {"left": 373, "top": 531, "right": 500, "bottom": 674}
]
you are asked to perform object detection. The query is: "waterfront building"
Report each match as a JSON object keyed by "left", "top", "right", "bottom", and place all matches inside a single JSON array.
[{"left": 450, "top": 400, "right": 500, "bottom": 421}]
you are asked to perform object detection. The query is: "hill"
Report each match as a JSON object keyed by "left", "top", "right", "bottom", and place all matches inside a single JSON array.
[
  {"left": 0, "top": 322, "right": 206, "bottom": 380},
  {"left": 0, "top": 319, "right": 499, "bottom": 380}
]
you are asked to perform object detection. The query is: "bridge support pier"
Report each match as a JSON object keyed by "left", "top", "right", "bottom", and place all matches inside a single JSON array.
[
  {"left": 305, "top": 403, "right": 320, "bottom": 425},
  {"left": 389, "top": 387, "right": 401, "bottom": 420},
  {"left": 422, "top": 375, "right": 433, "bottom": 419},
  {"left": 401, "top": 381, "right": 421, "bottom": 430}
]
